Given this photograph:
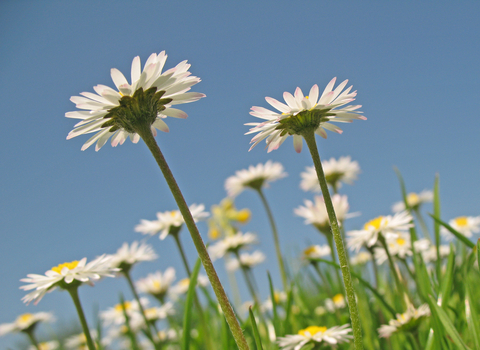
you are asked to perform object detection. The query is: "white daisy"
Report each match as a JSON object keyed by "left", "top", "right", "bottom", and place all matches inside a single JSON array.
[
  {"left": 302, "top": 245, "right": 331, "bottom": 261},
  {"left": 350, "top": 251, "right": 372, "bottom": 265},
  {"left": 262, "top": 291, "right": 287, "bottom": 312},
  {"left": 129, "top": 303, "right": 175, "bottom": 330},
  {"left": 65, "top": 330, "right": 98, "bottom": 350},
  {"left": 109, "top": 241, "right": 157, "bottom": 270},
  {"left": 208, "top": 232, "right": 258, "bottom": 260},
  {"left": 208, "top": 198, "right": 251, "bottom": 240},
  {"left": 347, "top": 211, "right": 414, "bottom": 252},
  {"left": 246, "top": 78, "right": 365, "bottom": 153},
  {"left": 225, "top": 160, "right": 287, "bottom": 197},
  {"left": 169, "top": 275, "right": 209, "bottom": 298},
  {"left": 373, "top": 232, "right": 412, "bottom": 265},
  {"left": 226, "top": 250, "right": 266, "bottom": 271},
  {"left": 135, "top": 268, "right": 176, "bottom": 300},
  {"left": 101, "top": 298, "right": 149, "bottom": 326},
  {"left": 413, "top": 239, "right": 451, "bottom": 263},
  {"left": 378, "top": 303, "right": 430, "bottom": 338},
  {"left": 441, "top": 215, "right": 480, "bottom": 241},
  {"left": 135, "top": 203, "right": 209, "bottom": 240},
  {"left": 325, "top": 294, "right": 346, "bottom": 312},
  {"left": 277, "top": 324, "right": 352, "bottom": 350},
  {"left": 392, "top": 190, "right": 433, "bottom": 213},
  {"left": 0, "top": 312, "right": 55, "bottom": 336},
  {"left": 66, "top": 51, "right": 205, "bottom": 151},
  {"left": 20, "top": 255, "right": 117, "bottom": 304},
  {"left": 294, "top": 194, "right": 352, "bottom": 233},
  {"left": 29, "top": 341, "right": 59, "bottom": 350},
  {"left": 300, "top": 156, "right": 360, "bottom": 192}
]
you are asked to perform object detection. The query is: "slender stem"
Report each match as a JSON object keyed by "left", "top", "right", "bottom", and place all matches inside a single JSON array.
[
  {"left": 366, "top": 246, "right": 380, "bottom": 289},
  {"left": 234, "top": 251, "right": 260, "bottom": 308},
  {"left": 302, "top": 130, "right": 363, "bottom": 350},
  {"left": 24, "top": 330, "right": 40, "bottom": 350},
  {"left": 312, "top": 262, "right": 333, "bottom": 296},
  {"left": 326, "top": 233, "right": 343, "bottom": 289},
  {"left": 137, "top": 125, "right": 250, "bottom": 350},
  {"left": 414, "top": 208, "right": 431, "bottom": 241},
  {"left": 255, "top": 188, "right": 288, "bottom": 291},
  {"left": 67, "top": 287, "right": 96, "bottom": 350},
  {"left": 172, "top": 233, "right": 192, "bottom": 275},
  {"left": 378, "top": 235, "right": 407, "bottom": 307}
]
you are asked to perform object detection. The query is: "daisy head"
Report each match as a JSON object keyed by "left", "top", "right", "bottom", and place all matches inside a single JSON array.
[
  {"left": 169, "top": 275, "right": 209, "bottom": 298},
  {"left": 226, "top": 250, "right": 266, "bottom": 271},
  {"left": 66, "top": 51, "right": 205, "bottom": 151},
  {"left": 277, "top": 324, "right": 352, "bottom": 349},
  {"left": 29, "top": 341, "right": 59, "bottom": 350},
  {"left": 208, "top": 198, "right": 251, "bottom": 240},
  {"left": 392, "top": 190, "right": 433, "bottom": 213},
  {"left": 20, "top": 255, "right": 118, "bottom": 305},
  {"left": 0, "top": 312, "right": 54, "bottom": 336},
  {"left": 350, "top": 251, "right": 372, "bottom": 266},
  {"left": 65, "top": 330, "right": 98, "bottom": 350},
  {"left": 135, "top": 203, "right": 208, "bottom": 240},
  {"left": 300, "top": 157, "right": 360, "bottom": 192},
  {"left": 225, "top": 160, "right": 287, "bottom": 197},
  {"left": 246, "top": 78, "right": 365, "bottom": 153},
  {"left": 135, "top": 268, "right": 176, "bottom": 301},
  {"left": 347, "top": 211, "right": 413, "bottom": 252},
  {"left": 302, "top": 245, "right": 331, "bottom": 262},
  {"left": 373, "top": 232, "right": 412, "bottom": 265},
  {"left": 378, "top": 303, "right": 430, "bottom": 338},
  {"left": 101, "top": 298, "right": 149, "bottom": 326},
  {"left": 207, "top": 232, "right": 258, "bottom": 260},
  {"left": 108, "top": 241, "right": 157, "bottom": 272},
  {"left": 325, "top": 294, "right": 346, "bottom": 312},
  {"left": 441, "top": 215, "right": 480, "bottom": 241}
]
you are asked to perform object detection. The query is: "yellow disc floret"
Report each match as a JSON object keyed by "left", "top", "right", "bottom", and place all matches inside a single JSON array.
[
  {"left": 16, "top": 313, "right": 33, "bottom": 325},
  {"left": 396, "top": 237, "right": 407, "bottom": 246},
  {"left": 114, "top": 301, "right": 132, "bottom": 312},
  {"left": 298, "top": 326, "right": 327, "bottom": 336},
  {"left": 303, "top": 246, "right": 317, "bottom": 256},
  {"left": 51, "top": 261, "right": 79, "bottom": 274},
  {"left": 407, "top": 193, "right": 420, "bottom": 207},
  {"left": 364, "top": 216, "right": 384, "bottom": 230},
  {"left": 454, "top": 216, "right": 468, "bottom": 227},
  {"left": 236, "top": 209, "right": 251, "bottom": 224}
]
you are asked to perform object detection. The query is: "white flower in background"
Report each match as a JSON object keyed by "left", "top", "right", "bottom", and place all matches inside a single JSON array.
[
  {"left": 135, "top": 204, "right": 209, "bottom": 240},
  {"left": 302, "top": 245, "right": 331, "bottom": 261},
  {"left": 66, "top": 51, "right": 205, "bottom": 151},
  {"left": 136, "top": 268, "right": 176, "bottom": 300},
  {"left": 277, "top": 324, "right": 352, "bottom": 350},
  {"left": 378, "top": 303, "right": 430, "bottom": 338},
  {"left": 246, "top": 78, "right": 365, "bottom": 153},
  {"left": 295, "top": 194, "right": 353, "bottom": 233},
  {"left": 20, "top": 255, "right": 117, "bottom": 305},
  {"left": 65, "top": 330, "right": 98, "bottom": 349},
  {"left": 129, "top": 303, "right": 175, "bottom": 330},
  {"left": 374, "top": 232, "right": 412, "bottom": 265},
  {"left": 225, "top": 161, "right": 287, "bottom": 197},
  {"left": 350, "top": 251, "right": 372, "bottom": 265},
  {"left": 441, "top": 216, "right": 480, "bottom": 241},
  {"left": 347, "top": 211, "right": 414, "bottom": 252},
  {"left": 262, "top": 291, "right": 287, "bottom": 312},
  {"left": 169, "top": 275, "right": 209, "bottom": 298},
  {"left": 208, "top": 232, "right": 258, "bottom": 260},
  {"left": 392, "top": 190, "right": 433, "bottom": 213},
  {"left": 325, "top": 294, "right": 346, "bottom": 312},
  {"left": 0, "top": 312, "right": 55, "bottom": 335},
  {"left": 101, "top": 298, "right": 149, "bottom": 326},
  {"left": 109, "top": 241, "right": 157, "bottom": 270},
  {"left": 28, "top": 341, "right": 59, "bottom": 350},
  {"left": 413, "top": 239, "right": 451, "bottom": 263},
  {"left": 300, "top": 156, "right": 360, "bottom": 192},
  {"left": 226, "top": 251, "right": 266, "bottom": 271}
]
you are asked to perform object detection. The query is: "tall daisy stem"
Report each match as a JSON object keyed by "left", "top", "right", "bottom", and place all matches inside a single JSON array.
[
  {"left": 255, "top": 188, "right": 288, "bottom": 291},
  {"left": 302, "top": 130, "right": 363, "bottom": 350},
  {"left": 24, "top": 330, "right": 40, "bottom": 350},
  {"left": 137, "top": 125, "right": 250, "bottom": 350},
  {"left": 67, "top": 287, "right": 96, "bottom": 350}
]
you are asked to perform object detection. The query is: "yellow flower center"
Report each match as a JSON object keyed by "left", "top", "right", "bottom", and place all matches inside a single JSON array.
[
  {"left": 170, "top": 211, "right": 177, "bottom": 217},
  {"left": 17, "top": 313, "right": 33, "bottom": 324},
  {"left": 153, "top": 280, "right": 161, "bottom": 290},
  {"left": 51, "top": 261, "right": 79, "bottom": 274},
  {"left": 273, "top": 292, "right": 282, "bottom": 304},
  {"left": 364, "top": 216, "right": 384, "bottom": 230},
  {"left": 114, "top": 301, "right": 132, "bottom": 312},
  {"left": 209, "top": 228, "right": 220, "bottom": 240},
  {"left": 396, "top": 238, "right": 406, "bottom": 246},
  {"left": 407, "top": 193, "right": 420, "bottom": 207},
  {"left": 303, "top": 246, "right": 317, "bottom": 256},
  {"left": 179, "top": 278, "right": 190, "bottom": 287},
  {"left": 454, "top": 216, "right": 468, "bottom": 227},
  {"left": 221, "top": 198, "right": 234, "bottom": 210},
  {"left": 38, "top": 342, "right": 52, "bottom": 350},
  {"left": 298, "top": 326, "right": 327, "bottom": 336},
  {"left": 236, "top": 209, "right": 251, "bottom": 224},
  {"left": 333, "top": 294, "right": 344, "bottom": 305}
]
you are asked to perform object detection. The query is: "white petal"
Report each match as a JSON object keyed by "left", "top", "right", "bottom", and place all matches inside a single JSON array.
[
  {"left": 110, "top": 68, "right": 129, "bottom": 91},
  {"left": 131, "top": 56, "right": 141, "bottom": 84}
]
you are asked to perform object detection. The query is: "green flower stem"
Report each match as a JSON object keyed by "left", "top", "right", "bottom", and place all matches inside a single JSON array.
[
  {"left": 326, "top": 233, "right": 343, "bottom": 289},
  {"left": 301, "top": 130, "right": 363, "bottom": 350},
  {"left": 366, "top": 247, "right": 380, "bottom": 289},
  {"left": 234, "top": 251, "right": 260, "bottom": 308},
  {"left": 67, "top": 287, "right": 96, "bottom": 350},
  {"left": 254, "top": 188, "right": 288, "bottom": 292},
  {"left": 137, "top": 125, "right": 250, "bottom": 350},
  {"left": 414, "top": 208, "right": 431, "bottom": 241},
  {"left": 122, "top": 269, "right": 159, "bottom": 348},
  {"left": 24, "top": 330, "right": 40, "bottom": 350},
  {"left": 312, "top": 262, "right": 333, "bottom": 296}
]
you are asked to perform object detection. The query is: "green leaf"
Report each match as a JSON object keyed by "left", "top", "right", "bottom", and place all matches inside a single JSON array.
[
  {"left": 267, "top": 271, "right": 281, "bottom": 333},
  {"left": 465, "top": 279, "right": 480, "bottom": 350},
  {"left": 249, "top": 306, "right": 264, "bottom": 350},
  {"left": 429, "top": 215, "right": 475, "bottom": 249},
  {"left": 439, "top": 246, "right": 456, "bottom": 310},
  {"left": 433, "top": 174, "right": 442, "bottom": 278},
  {"left": 182, "top": 258, "right": 202, "bottom": 350}
]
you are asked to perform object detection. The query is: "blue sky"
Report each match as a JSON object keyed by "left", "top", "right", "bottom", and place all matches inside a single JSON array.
[{"left": 1, "top": 1, "right": 480, "bottom": 347}]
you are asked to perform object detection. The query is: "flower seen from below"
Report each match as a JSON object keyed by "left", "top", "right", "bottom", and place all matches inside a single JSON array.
[
  {"left": 378, "top": 303, "right": 430, "bottom": 338},
  {"left": 169, "top": 275, "right": 209, "bottom": 298},
  {"left": 347, "top": 211, "right": 413, "bottom": 252},
  {"left": 65, "top": 330, "right": 98, "bottom": 350},
  {"left": 441, "top": 215, "right": 480, "bottom": 241},
  {"left": 350, "top": 251, "right": 372, "bottom": 265},
  {"left": 136, "top": 268, "right": 176, "bottom": 301},
  {"left": 392, "top": 190, "right": 433, "bottom": 213},
  {"left": 302, "top": 245, "right": 331, "bottom": 261},
  {"left": 101, "top": 298, "right": 149, "bottom": 326},
  {"left": 20, "top": 255, "right": 117, "bottom": 304},
  {"left": 246, "top": 78, "right": 365, "bottom": 153},
  {"left": 28, "top": 341, "right": 59, "bottom": 350},
  {"left": 207, "top": 232, "right": 258, "bottom": 260},
  {"left": 225, "top": 160, "right": 287, "bottom": 197},
  {"left": 108, "top": 241, "right": 158, "bottom": 271},
  {"left": 66, "top": 51, "right": 205, "bottom": 151},
  {"left": 208, "top": 198, "right": 251, "bottom": 240},
  {"left": 374, "top": 232, "right": 412, "bottom": 264},
  {"left": 300, "top": 156, "right": 360, "bottom": 192},
  {"left": 325, "top": 294, "right": 346, "bottom": 312},
  {"left": 277, "top": 324, "right": 352, "bottom": 349},
  {"left": 413, "top": 239, "right": 451, "bottom": 263},
  {"left": 226, "top": 250, "right": 266, "bottom": 271},
  {"left": 0, "top": 312, "right": 55, "bottom": 336},
  {"left": 135, "top": 204, "right": 208, "bottom": 240}
]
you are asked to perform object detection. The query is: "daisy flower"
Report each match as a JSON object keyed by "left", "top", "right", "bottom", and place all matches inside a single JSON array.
[
  {"left": 373, "top": 232, "right": 412, "bottom": 265},
  {"left": 350, "top": 251, "right": 372, "bottom": 265},
  {"left": 101, "top": 298, "right": 149, "bottom": 326},
  {"left": 135, "top": 204, "right": 208, "bottom": 240},
  {"left": 226, "top": 250, "right": 266, "bottom": 271},
  {"left": 262, "top": 291, "right": 287, "bottom": 312},
  {"left": 135, "top": 268, "right": 176, "bottom": 300},
  {"left": 129, "top": 303, "right": 175, "bottom": 330},
  {"left": 346, "top": 211, "right": 414, "bottom": 252},
  {"left": 65, "top": 330, "right": 98, "bottom": 350},
  {"left": 246, "top": 78, "right": 365, "bottom": 153},
  {"left": 29, "top": 341, "right": 59, "bottom": 350},
  {"left": 302, "top": 245, "right": 331, "bottom": 261},
  {"left": 300, "top": 157, "right": 360, "bottom": 192},
  {"left": 208, "top": 197, "right": 251, "bottom": 240},
  {"left": 225, "top": 160, "right": 287, "bottom": 197},
  {"left": 20, "top": 255, "right": 117, "bottom": 304},
  {"left": 441, "top": 215, "right": 480, "bottom": 241},
  {"left": 378, "top": 303, "right": 430, "bottom": 338},
  {"left": 207, "top": 232, "right": 258, "bottom": 260},
  {"left": 169, "top": 275, "right": 209, "bottom": 297},
  {"left": 392, "top": 190, "right": 433, "bottom": 213},
  {"left": 108, "top": 241, "right": 158, "bottom": 271},
  {"left": 66, "top": 51, "right": 205, "bottom": 151},
  {"left": 325, "top": 294, "right": 346, "bottom": 312},
  {"left": 294, "top": 194, "right": 352, "bottom": 234},
  {"left": 0, "top": 312, "right": 54, "bottom": 336},
  {"left": 413, "top": 239, "right": 451, "bottom": 263},
  {"left": 277, "top": 324, "right": 352, "bottom": 350}
]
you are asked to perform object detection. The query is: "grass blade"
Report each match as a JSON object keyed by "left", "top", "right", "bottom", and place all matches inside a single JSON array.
[
  {"left": 429, "top": 215, "right": 475, "bottom": 249},
  {"left": 182, "top": 257, "right": 202, "bottom": 350},
  {"left": 249, "top": 306, "right": 264, "bottom": 350}
]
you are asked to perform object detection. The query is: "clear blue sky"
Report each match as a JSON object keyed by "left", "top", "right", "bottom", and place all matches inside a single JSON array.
[{"left": 1, "top": 1, "right": 479, "bottom": 348}]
